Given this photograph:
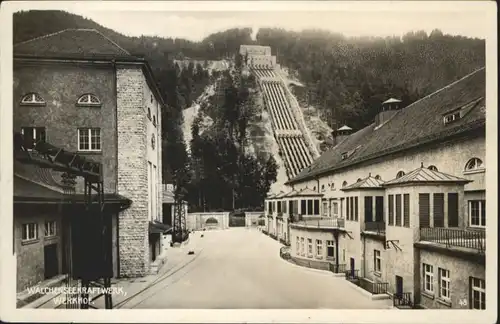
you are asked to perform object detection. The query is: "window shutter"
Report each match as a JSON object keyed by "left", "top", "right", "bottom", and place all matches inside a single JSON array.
[
  {"left": 365, "top": 196, "right": 373, "bottom": 222},
  {"left": 375, "top": 196, "right": 384, "bottom": 222},
  {"left": 388, "top": 195, "right": 394, "bottom": 225},
  {"left": 346, "top": 197, "right": 350, "bottom": 221},
  {"left": 395, "top": 194, "right": 402, "bottom": 226},
  {"left": 354, "top": 197, "right": 359, "bottom": 221},
  {"left": 403, "top": 194, "right": 410, "bottom": 227},
  {"left": 447, "top": 193, "right": 459, "bottom": 227},
  {"left": 434, "top": 193, "right": 445, "bottom": 227},
  {"left": 419, "top": 194, "right": 430, "bottom": 228}
]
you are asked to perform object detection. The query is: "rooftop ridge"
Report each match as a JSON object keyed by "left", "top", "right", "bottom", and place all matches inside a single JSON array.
[{"left": 14, "top": 28, "right": 70, "bottom": 47}]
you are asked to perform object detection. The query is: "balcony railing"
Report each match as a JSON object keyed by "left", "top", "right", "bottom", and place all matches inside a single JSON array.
[
  {"left": 328, "top": 263, "right": 346, "bottom": 274},
  {"left": 393, "top": 292, "right": 413, "bottom": 308},
  {"left": 344, "top": 269, "right": 360, "bottom": 281},
  {"left": 357, "top": 278, "right": 389, "bottom": 295},
  {"left": 420, "top": 227, "right": 485, "bottom": 252},
  {"left": 294, "top": 217, "right": 345, "bottom": 229},
  {"left": 364, "top": 221, "right": 386, "bottom": 234}
]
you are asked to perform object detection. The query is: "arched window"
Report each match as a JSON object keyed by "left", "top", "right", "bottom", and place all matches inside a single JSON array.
[
  {"left": 20, "top": 92, "right": 45, "bottom": 105},
  {"left": 428, "top": 165, "right": 438, "bottom": 171},
  {"left": 342, "top": 181, "right": 348, "bottom": 187},
  {"left": 77, "top": 93, "right": 101, "bottom": 106},
  {"left": 375, "top": 175, "right": 381, "bottom": 180},
  {"left": 396, "top": 171, "right": 405, "bottom": 178},
  {"left": 153, "top": 115, "right": 157, "bottom": 127},
  {"left": 465, "top": 158, "right": 484, "bottom": 172}
]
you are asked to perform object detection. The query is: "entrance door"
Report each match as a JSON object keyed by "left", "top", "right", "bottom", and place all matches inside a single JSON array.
[
  {"left": 350, "top": 257, "right": 355, "bottom": 277},
  {"left": 44, "top": 244, "right": 59, "bottom": 279},
  {"left": 395, "top": 275, "right": 403, "bottom": 297}
]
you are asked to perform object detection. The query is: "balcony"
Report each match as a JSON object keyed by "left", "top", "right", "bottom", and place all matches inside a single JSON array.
[
  {"left": 291, "top": 217, "right": 345, "bottom": 230},
  {"left": 364, "top": 221, "right": 386, "bottom": 234},
  {"left": 357, "top": 278, "right": 389, "bottom": 295},
  {"left": 393, "top": 292, "right": 413, "bottom": 309},
  {"left": 419, "top": 227, "right": 485, "bottom": 253}
]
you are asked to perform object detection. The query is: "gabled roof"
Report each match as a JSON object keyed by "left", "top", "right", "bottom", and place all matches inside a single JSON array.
[
  {"left": 14, "top": 29, "right": 132, "bottom": 58},
  {"left": 382, "top": 164, "right": 471, "bottom": 187},
  {"left": 342, "top": 174, "right": 385, "bottom": 191},
  {"left": 288, "top": 67, "right": 486, "bottom": 184},
  {"left": 383, "top": 98, "right": 402, "bottom": 104},
  {"left": 283, "top": 189, "right": 300, "bottom": 197}
]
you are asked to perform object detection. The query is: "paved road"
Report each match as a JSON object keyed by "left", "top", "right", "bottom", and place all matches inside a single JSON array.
[{"left": 121, "top": 227, "right": 394, "bottom": 309}]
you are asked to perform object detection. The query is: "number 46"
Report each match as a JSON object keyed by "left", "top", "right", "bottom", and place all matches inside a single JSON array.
[{"left": 459, "top": 299, "right": 468, "bottom": 307}]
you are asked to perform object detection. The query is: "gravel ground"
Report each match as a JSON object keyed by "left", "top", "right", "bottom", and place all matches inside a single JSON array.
[{"left": 123, "top": 227, "right": 394, "bottom": 309}]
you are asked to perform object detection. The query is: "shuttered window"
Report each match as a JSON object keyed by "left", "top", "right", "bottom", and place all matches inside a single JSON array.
[
  {"left": 354, "top": 197, "right": 359, "bottom": 221},
  {"left": 375, "top": 196, "right": 384, "bottom": 222},
  {"left": 365, "top": 196, "right": 373, "bottom": 222},
  {"left": 419, "top": 194, "right": 430, "bottom": 228},
  {"left": 307, "top": 199, "right": 313, "bottom": 215},
  {"left": 403, "top": 194, "right": 410, "bottom": 227},
  {"left": 346, "top": 197, "right": 350, "bottom": 220},
  {"left": 448, "top": 193, "right": 459, "bottom": 227},
  {"left": 388, "top": 195, "right": 394, "bottom": 225},
  {"left": 301, "top": 200, "right": 306, "bottom": 215},
  {"left": 277, "top": 201, "right": 282, "bottom": 213},
  {"left": 434, "top": 193, "right": 445, "bottom": 227},
  {"left": 313, "top": 200, "right": 320, "bottom": 215},
  {"left": 395, "top": 194, "right": 402, "bottom": 226}
]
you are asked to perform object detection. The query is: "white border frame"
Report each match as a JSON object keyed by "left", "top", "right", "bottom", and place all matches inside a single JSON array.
[{"left": 1, "top": 1, "right": 497, "bottom": 323}]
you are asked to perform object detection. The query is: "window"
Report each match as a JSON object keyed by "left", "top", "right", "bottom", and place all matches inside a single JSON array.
[
  {"left": 44, "top": 221, "right": 57, "bottom": 237},
  {"left": 419, "top": 193, "right": 431, "bottom": 228},
  {"left": 20, "top": 92, "right": 45, "bottom": 105},
  {"left": 469, "top": 200, "right": 486, "bottom": 227},
  {"left": 321, "top": 184, "right": 325, "bottom": 192},
  {"left": 443, "top": 112, "right": 460, "bottom": 124},
  {"left": 354, "top": 197, "right": 358, "bottom": 221},
  {"left": 300, "top": 238, "right": 305, "bottom": 255},
  {"left": 332, "top": 202, "right": 338, "bottom": 217},
  {"left": 331, "top": 182, "right": 335, "bottom": 191},
  {"left": 438, "top": 268, "right": 451, "bottom": 301},
  {"left": 22, "top": 223, "right": 38, "bottom": 241},
  {"left": 357, "top": 178, "right": 362, "bottom": 182},
  {"left": 341, "top": 152, "right": 348, "bottom": 160},
  {"left": 307, "top": 238, "right": 313, "bottom": 255},
  {"left": 313, "top": 200, "right": 320, "bottom": 215},
  {"left": 396, "top": 171, "right": 405, "bottom": 178},
  {"left": 375, "top": 175, "right": 381, "bottom": 180},
  {"left": 148, "top": 108, "right": 151, "bottom": 120},
  {"left": 470, "top": 277, "right": 485, "bottom": 309},
  {"left": 388, "top": 195, "right": 394, "bottom": 225},
  {"left": 428, "top": 165, "right": 438, "bottom": 171},
  {"left": 326, "top": 240, "right": 335, "bottom": 258},
  {"left": 433, "top": 193, "right": 445, "bottom": 227},
  {"left": 296, "top": 236, "right": 300, "bottom": 252},
  {"left": 464, "top": 158, "right": 484, "bottom": 172},
  {"left": 423, "top": 263, "right": 434, "bottom": 293},
  {"left": 374, "top": 250, "right": 381, "bottom": 273},
  {"left": 403, "top": 194, "right": 410, "bottom": 227},
  {"left": 322, "top": 201, "right": 328, "bottom": 216},
  {"left": 21, "top": 127, "right": 46, "bottom": 150},
  {"left": 78, "top": 128, "right": 101, "bottom": 151},
  {"left": 448, "top": 193, "right": 459, "bottom": 227},
  {"left": 342, "top": 181, "right": 348, "bottom": 187},
  {"left": 395, "top": 194, "right": 402, "bottom": 226},
  {"left": 153, "top": 116, "right": 157, "bottom": 127},
  {"left": 316, "top": 240, "right": 323, "bottom": 257},
  {"left": 76, "top": 94, "right": 101, "bottom": 106}
]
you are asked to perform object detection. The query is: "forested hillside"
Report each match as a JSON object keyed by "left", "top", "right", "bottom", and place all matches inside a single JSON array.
[{"left": 13, "top": 10, "right": 485, "bottom": 210}]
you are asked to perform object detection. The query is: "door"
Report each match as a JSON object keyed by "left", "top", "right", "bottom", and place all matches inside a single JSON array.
[
  {"left": 350, "top": 257, "right": 355, "bottom": 277},
  {"left": 395, "top": 275, "right": 403, "bottom": 297},
  {"left": 44, "top": 244, "right": 59, "bottom": 279}
]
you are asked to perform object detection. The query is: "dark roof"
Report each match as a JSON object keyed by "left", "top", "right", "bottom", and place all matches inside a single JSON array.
[
  {"left": 14, "top": 29, "right": 132, "bottom": 58},
  {"left": 342, "top": 175, "right": 385, "bottom": 191},
  {"left": 382, "top": 165, "right": 471, "bottom": 187},
  {"left": 289, "top": 67, "right": 486, "bottom": 184},
  {"left": 14, "top": 176, "right": 131, "bottom": 206}
]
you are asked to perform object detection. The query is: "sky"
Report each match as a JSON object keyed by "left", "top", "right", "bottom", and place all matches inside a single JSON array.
[{"left": 57, "top": 2, "right": 491, "bottom": 42}]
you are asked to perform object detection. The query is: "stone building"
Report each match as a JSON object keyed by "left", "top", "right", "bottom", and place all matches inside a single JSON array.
[
  {"left": 13, "top": 28, "right": 166, "bottom": 292},
  {"left": 265, "top": 67, "right": 486, "bottom": 309}
]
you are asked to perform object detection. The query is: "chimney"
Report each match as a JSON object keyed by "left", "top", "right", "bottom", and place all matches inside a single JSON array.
[
  {"left": 375, "top": 98, "right": 402, "bottom": 129},
  {"left": 331, "top": 125, "right": 353, "bottom": 146}
]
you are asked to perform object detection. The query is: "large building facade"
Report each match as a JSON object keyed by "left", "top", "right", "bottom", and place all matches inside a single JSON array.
[
  {"left": 265, "top": 67, "right": 486, "bottom": 309},
  {"left": 13, "top": 29, "right": 165, "bottom": 292}
]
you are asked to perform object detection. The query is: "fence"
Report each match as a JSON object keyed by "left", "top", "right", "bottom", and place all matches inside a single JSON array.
[
  {"left": 344, "top": 269, "right": 360, "bottom": 280},
  {"left": 357, "top": 277, "right": 389, "bottom": 295},
  {"left": 393, "top": 292, "right": 413, "bottom": 308},
  {"left": 294, "top": 217, "right": 345, "bottom": 228},
  {"left": 420, "top": 227, "right": 485, "bottom": 252},
  {"left": 328, "top": 263, "right": 346, "bottom": 274}
]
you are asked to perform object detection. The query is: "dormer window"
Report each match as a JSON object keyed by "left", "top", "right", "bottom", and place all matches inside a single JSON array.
[
  {"left": 342, "top": 181, "right": 348, "bottom": 188},
  {"left": 357, "top": 178, "right": 362, "bottom": 183},
  {"left": 428, "top": 165, "right": 438, "bottom": 171},
  {"left": 331, "top": 182, "right": 335, "bottom": 191},
  {"left": 443, "top": 111, "right": 461, "bottom": 124},
  {"left": 321, "top": 184, "right": 325, "bottom": 192},
  {"left": 375, "top": 175, "right": 381, "bottom": 180},
  {"left": 77, "top": 94, "right": 101, "bottom": 107},
  {"left": 396, "top": 171, "right": 405, "bottom": 178},
  {"left": 20, "top": 92, "right": 46, "bottom": 106},
  {"left": 341, "top": 152, "right": 348, "bottom": 160},
  {"left": 464, "top": 158, "right": 484, "bottom": 173}
]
